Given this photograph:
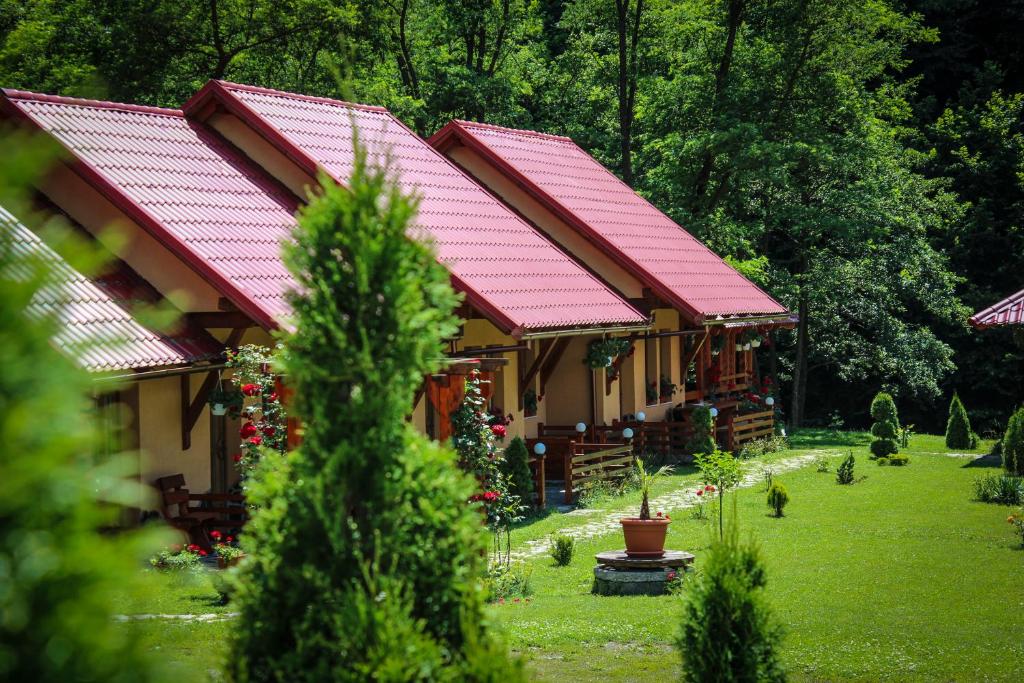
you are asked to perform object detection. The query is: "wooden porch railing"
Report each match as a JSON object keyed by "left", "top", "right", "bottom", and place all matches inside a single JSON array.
[
  {"left": 564, "top": 442, "right": 634, "bottom": 504},
  {"left": 720, "top": 409, "right": 775, "bottom": 450}
]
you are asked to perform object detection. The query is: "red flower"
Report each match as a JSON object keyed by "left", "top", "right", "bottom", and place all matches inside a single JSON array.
[
  {"left": 513, "top": 598, "right": 521, "bottom": 603},
  {"left": 490, "top": 424, "right": 507, "bottom": 439},
  {"left": 199, "top": 550, "right": 208, "bottom": 556},
  {"left": 226, "top": 536, "right": 234, "bottom": 543},
  {"left": 210, "top": 530, "right": 221, "bottom": 540},
  {"left": 248, "top": 436, "right": 262, "bottom": 446},
  {"left": 241, "top": 383, "right": 260, "bottom": 396},
  {"left": 667, "top": 571, "right": 677, "bottom": 581},
  {"left": 233, "top": 453, "right": 242, "bottom": 463},
  {"left": 268, "top": 392, "right": 279, "bottom": 403},
  {"left": 187, "top": 544, "right": 200, "bottom": 552},
  {"left": 262, "top": 425, "right": 276, "bottom": 437},
  {"left": 706, "top": 485, "right": 716, "bottom": 492},
  {"left": 656, "top": 511, "right": 663, "bottom": 517},
  {"left": 469, "top": 493, "right": 483, "bottom": 502},
  {"left": 665, "top": 515, "right": 670, "bottom": 520},
  {"left": 240, "top": 422, "right": 258, "bottom": 438},
  {"left": 696, "top": 489, "right": 703, "bottom": 497},
  {"left": 483, "top": 491, "right": 499, "bottom": 503}
]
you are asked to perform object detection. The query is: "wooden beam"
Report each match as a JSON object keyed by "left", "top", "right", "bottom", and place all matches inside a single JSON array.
[
  {"left": 606, "top": 333, "right": 641, "bottom": 396},
  {"left": 539, "top": 337, "right": 572, "bottom": 397},
  {"left": 186, "top": 311, "right": 256, "bottom": 329},
  {"left": 518, "top": 339, "right": 554, "bottom": 409},
  {"left": 680, "top": 331, "right": 708, "bottom": 402},
  {"left": 180, "top": 327, "right": 246, "bottom": 450}
]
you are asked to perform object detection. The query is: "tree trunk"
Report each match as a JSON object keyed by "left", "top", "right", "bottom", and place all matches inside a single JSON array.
[
  {"left": 790, "top": 291, "right": 809, "bottom": 428},
  {"left": 693, "top": 0, "right": 744, "bottom": 206},
  {"left": 615, "top": 0, "right": 634, "bottom": 185}
]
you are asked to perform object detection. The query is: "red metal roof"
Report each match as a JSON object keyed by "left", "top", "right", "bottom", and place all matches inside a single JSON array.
[
  {"left": 183, "top": 81, "right": 647, "bottom": 335},
  {"left": 1, "top": 205, "right": 221, "bottom": 371},
  {"left": 430, "top": 121, "right": 791, "bottom": 325},
  {"left": 970, "top": 289, "right": 1024, "bottom": 328},
  {"left": 0, "top": 89, "right": 301, "bottom": 331}
]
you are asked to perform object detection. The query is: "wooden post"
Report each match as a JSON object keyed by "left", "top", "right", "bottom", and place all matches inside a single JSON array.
[{"left": 564, "top": 440, "right": 576, "bottom": 504}]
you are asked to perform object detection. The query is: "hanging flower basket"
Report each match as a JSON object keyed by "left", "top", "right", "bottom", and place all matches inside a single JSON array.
[
  {"left": 208, "top": 385, "right": 243, "bottom": 417},
  {"left": 585, "top": 338, "right": 633, "bottom": 369}
]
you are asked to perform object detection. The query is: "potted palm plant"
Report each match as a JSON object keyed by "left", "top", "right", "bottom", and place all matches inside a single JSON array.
[{"left": 620, "top": 459, "right": 673, "bottom": 557}]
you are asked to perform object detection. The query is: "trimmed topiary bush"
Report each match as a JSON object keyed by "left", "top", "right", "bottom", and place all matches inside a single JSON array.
[
  {"left": 228, "top": 147, "right": 522, "bottom": 681},
  {"left": 1003, "top": 408, "right": 1024, "bottom": 477},
  {"left": 678, "top": 522, "right": 785, "bottom": 682},
  {"left": 869, "top": 392, "right": 900, "bottom": 459},
  {"left": 549, "top": 534, "right": 575, "bottom": 566},
  {"left": 686, "top": 404, "right": 716, "bottom": 455},
  {"left": 502, "top": 436, "right": 535, "bottom": 508},
  {"left": 945, "top": 393, "right": 974, "bottom": 449},
  {"left": 766, "top": 482, "right": 789, "bottom": 517}
]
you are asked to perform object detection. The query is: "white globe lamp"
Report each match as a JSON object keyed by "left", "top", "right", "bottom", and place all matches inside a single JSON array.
[
  {"left": 622, "top": 427, "right": 634, "bottom": 440},
  {"left": 636, "top": 411, "right": 646, "bottom": 423},
  {"left": 533, "top": 442, "right": 546, "bottom": 456},
  {"left": 709, "top": 407, "right": 719, "bottom": 418},
  {"left": 575, "top": 422, "right": 587, "bottom": 434}
]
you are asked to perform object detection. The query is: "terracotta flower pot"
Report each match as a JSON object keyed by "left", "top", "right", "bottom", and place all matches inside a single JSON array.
[{"left": 620, "top": 518, "right": 671, "bottom": 557}]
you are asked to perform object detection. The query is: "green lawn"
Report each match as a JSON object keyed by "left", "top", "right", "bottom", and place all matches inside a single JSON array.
[{"left": 118, "top": 432, "right": 1024, "bottom": 681}]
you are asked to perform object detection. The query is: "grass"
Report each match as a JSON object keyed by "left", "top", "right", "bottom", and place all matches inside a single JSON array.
[{"left": 117, "top": 431, "right": 1024, "bottom": 681}]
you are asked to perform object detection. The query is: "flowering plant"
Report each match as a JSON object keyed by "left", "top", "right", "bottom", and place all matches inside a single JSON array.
[
  {"left": 691, "top": 484, "right": 716, "bottom": 520},
  {"left": 211, "top": 530, "right": 245, "bottom": 562},
  {"left": 226, "top": 344, "right": 287, "bottom": 475},
  {"left": 1008, "top": 510, "right": 1024, "bottom": 547},
  {"left": 451, "top": 370, "right": 522, "bottom": 567},
  {"left": 149, "top": 544, "right": 204, "bottom": 571},
  {"left": 584, "top": 337, "right": 632, "bottom": 369}
]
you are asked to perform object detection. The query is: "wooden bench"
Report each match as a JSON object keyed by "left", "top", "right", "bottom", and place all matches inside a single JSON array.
[{"left": 154, "top": 474, "right": 247, "bottom": 550}]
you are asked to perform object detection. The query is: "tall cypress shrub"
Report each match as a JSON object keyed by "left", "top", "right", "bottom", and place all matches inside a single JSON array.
[
  {"left": 502, "top": 436, "right": 535, "bottom": 508},
  {"left": 869, "top": 392, "right": 900, "bottom": 458},
  {"left": 1003, "top": 408, "right": 1024, "bottom": 476},
  {"left": 944, "top": 393, "right": 974, "bottom": 449},
  {"left": 228, "top": 144, "right": 522, "bottom": 681},
  {"left": 0, "top": 147, "right": 164, "bottom": 682},
  {"left": 678, "top": 520, "right": 785, "bottom": 682},
  {"left": 686, "top": 404, "right": 716, "bottom": 455}
]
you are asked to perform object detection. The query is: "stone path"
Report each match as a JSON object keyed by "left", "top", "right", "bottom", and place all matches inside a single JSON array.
[
  {"left": 514, "top": 451, "right": 824, "bottom": 559},
  {"left": 114, "top": 612, "right": 238, "bottom": 623}
]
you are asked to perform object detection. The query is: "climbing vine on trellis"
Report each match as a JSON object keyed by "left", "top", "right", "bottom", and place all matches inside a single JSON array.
[{"left": 226, "top": 344, "right": 287, "bottom": 476}]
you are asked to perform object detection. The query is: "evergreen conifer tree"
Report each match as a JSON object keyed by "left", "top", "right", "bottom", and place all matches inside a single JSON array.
[
  {"left": 1003, "top": 408, "right": 1024, "bottom": 477},
  {"left": 502, "top": 436, "right": 535, "bottom": 508},
  {"left": 228, "top": 143, "right": 522, "bottom": 681},
  {"left": 686, "top": 404, "right": 716, "bottom": 455},
  {"left": 944, "top": 393, "right": 974, "bottom": 449},
  {"left": 678, "top": 519, "right": 785, "bottom": 683}
]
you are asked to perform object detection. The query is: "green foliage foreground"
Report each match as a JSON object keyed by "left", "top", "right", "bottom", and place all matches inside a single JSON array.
[
  {"left": 0, "top": 140, "right": 164, "bottom": 682},
  {"left": 227, "top": 146, "right": 521, "bottom": 681}
]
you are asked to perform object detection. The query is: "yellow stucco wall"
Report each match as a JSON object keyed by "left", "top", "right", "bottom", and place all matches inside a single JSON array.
[
  {"left": 38, "top": 165, "right": 223, "bottom": 312},
  {"left": 206, "top": 113, "right": 317, "bottom": 199},
  {"left": 137, "top": 376, "right": 213, "bottom": 492}
]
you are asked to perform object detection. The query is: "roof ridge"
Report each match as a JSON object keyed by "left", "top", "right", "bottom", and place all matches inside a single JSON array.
[
  {"left": 214, "top": 80, "right": 390, "bottom": 113},
  {"left": 453, "top": 119, "right": 574, "bottom": 143},
  {"left": 1, "top": 88, "right": 183, "bottom": 117}
]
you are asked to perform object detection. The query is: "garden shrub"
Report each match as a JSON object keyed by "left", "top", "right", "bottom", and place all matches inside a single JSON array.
[
  {"left": 150, "top": 545, "right": 203, "bottom": 571},
  {"left": 887, "top": 454, "right": 910, "bottom": 466},
  {"left": 485, "top": 563, "right": 533, "bottom": 602},
  {"left": 228, "top": 148, "right": 522, "bottom": 681},
  {"left": 678, "top": 522, "right": 785, "bottom": 683},
  {"left": 945, "top": 393, "right": 975, "bottom": 449},
  {"left": 686, "top": 404, "right": 716, "bottom": 455},
  {"left": 549, "top": 534, "right": 575, "bottom": 566},
  {"left": 1002, "top": 407, "right": 1024, "bottom": 476},
  {"left": 836, "top": 452, "right": 855, "bottom": 484},
  {"left": 738, "top": 435, "right": 788, "bottom": 459},
  {"left": 869, "top": 392, "right": 900, "bottom": 459},
  {"left": 766, "top": 482, "right": 789, "bottom": 517},
  {"left": 814, "top": 455, "right": 831, "bottom": 472},
  {"left": 502, "top": 436, "right": 534, "bottom": 508},
  {"left": 973, "top": 474, "right": 1024, "bottom": 505}
]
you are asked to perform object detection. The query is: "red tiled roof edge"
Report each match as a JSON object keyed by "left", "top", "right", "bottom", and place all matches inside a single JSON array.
[
  {"left": 0, "top": 89, "right": 281, "bottom": 331},
  {"left": 430, "top": 120, "right": 789, "bottom": 325},
  {"left": 970, "top": 288, "right": 1024, "bottom": 328},
  {"left": 184, "top": 81, "right": 569, "bottom": 336}
]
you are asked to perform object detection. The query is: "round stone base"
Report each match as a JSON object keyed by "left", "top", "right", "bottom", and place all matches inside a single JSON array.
[
  {"left": 592, "top": 565, "right": 679, "bottom": 596},
  {"left": 592, "top": 549, "right": 694, "bottom": 596}
]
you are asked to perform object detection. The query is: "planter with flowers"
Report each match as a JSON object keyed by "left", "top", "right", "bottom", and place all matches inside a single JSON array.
[
  {"left": 150, "top": 544, "right": 205, "bottom": 571},
  {"left": 620, "top": 459, "right": 673, "bottom": 557},
  {"left": 208, "top": 384, "right": 243, "bottom": 417},
  {"left": 212, "top": 530, "right": 245, "bottom": 569}
]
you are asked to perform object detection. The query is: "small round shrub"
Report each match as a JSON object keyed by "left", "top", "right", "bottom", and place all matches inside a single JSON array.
[
  {"left": 548, "top": 534, "right": 575, "bottom": 566},
  {"left": 766, "top": 482, "right": 789, "bottom": 517},
  {"left": 686, "top": 405, "right": 716, "bottom": 455},
  {"left": 888, "top": 454, "right": 909, "bottom": 466},
  {"left": 502, "top": 436, "right": 534, "bottom": 506},
  {"left": 870, "top": 438, "right": 897, "bottom": 459}
]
